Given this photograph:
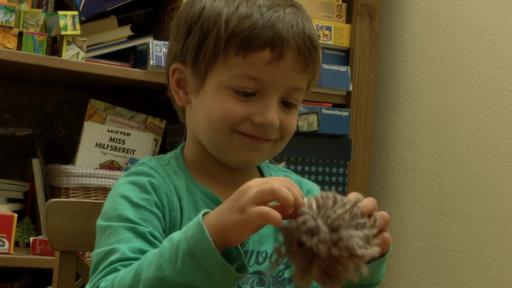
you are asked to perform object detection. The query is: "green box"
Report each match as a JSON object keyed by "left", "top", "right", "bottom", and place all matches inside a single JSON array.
[
  {"left": 19, "top": 8, "right": 45, "bottom": 32},
  {"left": 0, "top": 5, "right": 16, "bottom": 27},
  {"left": 61, "top": 36, "right": 87, "bottom": 61},
  {"left": 46, "top": 11, "right": 80, "bottom": 36},
  {"left": 21, "top": 31, "right": 47, "bottom": 55}
]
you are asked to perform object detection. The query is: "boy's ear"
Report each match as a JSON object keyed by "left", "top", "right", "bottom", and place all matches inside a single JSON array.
[{"left": 169, "top": 63, "right": 191, "bottom": 107}]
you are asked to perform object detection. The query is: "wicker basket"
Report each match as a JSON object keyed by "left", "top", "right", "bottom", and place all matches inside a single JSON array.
[
  {"left": 46, "top": 164, "right": 124, "bottom": 201},
  {"left": 51, "top": 186, "right": 112, "bottom": 201}
]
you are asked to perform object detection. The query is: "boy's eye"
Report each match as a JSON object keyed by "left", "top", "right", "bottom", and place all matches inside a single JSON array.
[
  {"left": 281, "top": 100, "right": 298, "bottom": 110},
  {"left": 233, "top": 89, "right": 257, "bottom": 98}
]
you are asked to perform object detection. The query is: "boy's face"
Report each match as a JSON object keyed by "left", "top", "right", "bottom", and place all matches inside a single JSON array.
[{"left": 183, "top": 50, "right": 311, "bottom": 170}]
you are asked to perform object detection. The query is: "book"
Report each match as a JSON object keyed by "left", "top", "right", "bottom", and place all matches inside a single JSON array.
[
  {"left": 85, "top": 57, "right": 132, "bottom": 67},
  {"left": 75, "top": 121, "right": 155, "bottom": 170},
  {"left": 0, "top": 178, "right": 30, "bottom": 192},
  {"left": 83, "top": 24, "right": 133, "bottom": 47},
  {"left": 74, "top": 99, "right": 166, "bottom": 170},
  {"left": 86, "top": 35, "right": 152, "bottom": 57},
  {"left": 148, "top": 40, "right": 168, "bottom": 71},
  {"left": 32, "top": 157, "right": 47, "bottom": 236},
  {"left": 80, "top": 15, "right": 118, "bottom": 35},
  {"left": 80, "top": 0, "right": 134, "bottom": 20},
  {"left": 0, "top": 190, "right": 25, "bottom": 199},
  {"left": 0, "top": 202, "right": 24, "bottom": 212}
]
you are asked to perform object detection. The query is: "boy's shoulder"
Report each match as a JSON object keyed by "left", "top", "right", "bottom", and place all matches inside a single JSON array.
[
  {"left": 260, "top": 161, "right": 320, "bottom": 197},
  {"left": 119, "top": 147, "right": 185, "bottom": 186}
]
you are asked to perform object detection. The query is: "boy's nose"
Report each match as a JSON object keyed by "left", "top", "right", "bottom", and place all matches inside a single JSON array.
[{"left": 252, "top": 102, "right": 280, "bottom": 128}]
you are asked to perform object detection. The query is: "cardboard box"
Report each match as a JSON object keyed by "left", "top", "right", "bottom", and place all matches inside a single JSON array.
[
  {"left": 0, "top": 4, "right": 16, "bottom": 27},
  {"left": 313, "top": 18, "right": 351, "bottom": 49},
  {"left": 0, "top": 212, "right": 17, "bottom": 255},
  {"left": 0, "top": 26, "right": 18, "bottom": 50},
  {"left": 30, "top": 236, "right": 55, "bottom": 257},
  {"left": 296, "top": 0, "right": 347, "bottom": 23},
  {"left": 21, "top": 31, "right": 47, "bottom": 55},
  {"left": 19, "top": 8, "right": 45, "bottom": 32},
  {"left": 46, "top": 11, "right": 81, "bottom": 36},
  {"left": 298, "top": 105, "right": 350, "bottom": 136},
  {"left": 61, "top": 36, "right": 87, "bottom": 61},
  {"left": 316, "top": 47, "right": 351, "bottom": 92}
]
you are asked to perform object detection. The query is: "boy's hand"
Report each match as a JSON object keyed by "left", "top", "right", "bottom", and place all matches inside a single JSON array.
[
  {"left": 347, "top": 192, "right": 392, "bottom": 258},
  {"left": 203, "top": 177, "right": 304, "bottom": 251}
]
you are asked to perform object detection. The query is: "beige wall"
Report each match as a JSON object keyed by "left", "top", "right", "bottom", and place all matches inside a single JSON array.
[{"left": 369, "top": 1, "right": 512, "bottom": 287}]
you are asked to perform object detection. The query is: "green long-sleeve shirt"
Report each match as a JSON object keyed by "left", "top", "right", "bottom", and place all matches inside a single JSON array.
[{"left": 87, "top": 145, "right": 387, "bottom": 287}]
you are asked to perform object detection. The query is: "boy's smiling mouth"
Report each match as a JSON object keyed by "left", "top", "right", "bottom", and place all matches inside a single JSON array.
[{"left": 235, "top": 130, "right": 276, "bottom": 143}]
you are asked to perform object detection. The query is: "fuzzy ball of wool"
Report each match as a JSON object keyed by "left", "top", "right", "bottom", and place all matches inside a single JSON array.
[{"left": 275, "top": 192, "right": 381, "bottom": 288}]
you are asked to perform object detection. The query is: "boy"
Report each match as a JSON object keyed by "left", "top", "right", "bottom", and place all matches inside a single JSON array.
[{"left": 87, "top": 0, "right": 392, "bottom": 287}]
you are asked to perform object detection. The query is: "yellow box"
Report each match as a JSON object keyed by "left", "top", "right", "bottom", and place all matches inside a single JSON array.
[
  {"left": 313, "top": 18, "right": 351, "bottom": 49},
  {"left": 296, "top": 0, "right": 347, "bottom": 23}
]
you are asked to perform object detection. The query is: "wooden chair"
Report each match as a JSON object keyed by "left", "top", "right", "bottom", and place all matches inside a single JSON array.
[{"left": 46, "top": 199, "right": 104, "bottom": 288}]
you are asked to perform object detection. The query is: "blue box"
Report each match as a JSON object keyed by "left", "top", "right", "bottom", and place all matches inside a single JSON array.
[
  {"left": 316, "top": 47, "right": 351, "bottom": 92},
  {"left": 298, "top": 105, "right": 350, "bottom": 136},
  {"left": 322, "top": 47, "right": 349, "bottom": 66}
]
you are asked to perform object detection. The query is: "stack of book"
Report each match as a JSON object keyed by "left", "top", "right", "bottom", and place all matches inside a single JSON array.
[
  {"left": 0, "top": 178, "right": 30, "bottom": 213},
  {"left": 81, "top": 14, "right": 168, "bottom": 70}
]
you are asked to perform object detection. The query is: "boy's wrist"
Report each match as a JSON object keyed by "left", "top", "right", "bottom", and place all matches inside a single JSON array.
[{"left": 203, "top": 211, "right": 226, "bottom": 252}]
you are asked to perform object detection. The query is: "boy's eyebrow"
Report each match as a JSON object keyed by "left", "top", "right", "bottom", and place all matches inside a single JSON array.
[{"left": 231, "top": 74, "right": 307, "bottom": 93}]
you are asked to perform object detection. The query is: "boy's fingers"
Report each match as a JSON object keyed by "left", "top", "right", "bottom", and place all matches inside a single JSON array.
[
  {"left": 250, "top": 183, "right": 296, "bottom": 214},
  {"left": 247, "top": 206, "right": 283, "bottom": 228},
  {"left": 346, "top": 191, "right": 364, "bottom": 203},
  {"left": 358, "top": 197, "right": 379, "bottom": 217},
  {"left": 374, "top": 211, "right": 391, "bottom": 232},
  {"left": 375, "top": 231, "right": 392, "bottom": 255},
  {"left": 275, "top": 178, "right": 305, "bottom": 210}
]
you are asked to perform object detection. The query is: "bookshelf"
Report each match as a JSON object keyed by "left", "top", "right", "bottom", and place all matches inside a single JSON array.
[
  {"left": 0, "top": 248, "right": 55, "bottom": 269},
  {"left": 0, "top": 49, "right": 346, "bottom": 105},
  {"left": 0, "top": 49, "right": 166, "bottom": 88}
]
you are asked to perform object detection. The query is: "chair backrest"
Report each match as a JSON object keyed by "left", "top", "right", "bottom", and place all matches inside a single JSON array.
[{"left": 46, "top": 199, "right": 104, "bottom": 288}]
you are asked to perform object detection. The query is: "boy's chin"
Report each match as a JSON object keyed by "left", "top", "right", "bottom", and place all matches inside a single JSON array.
[{"left": 222, "top": 153, "right": 274, "bottom": 170}]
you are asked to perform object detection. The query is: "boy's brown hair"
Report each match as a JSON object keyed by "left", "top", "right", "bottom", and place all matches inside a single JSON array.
[{"left": 166, "top": 0, "right": 320, "bottom": 122}]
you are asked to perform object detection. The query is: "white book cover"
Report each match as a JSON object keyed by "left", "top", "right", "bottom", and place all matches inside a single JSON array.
[{"left": 75, "top": 121, "right": 155, "bottom": 170}]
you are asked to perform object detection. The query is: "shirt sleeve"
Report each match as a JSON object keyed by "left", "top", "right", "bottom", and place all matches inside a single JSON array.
[{"left": 86, "top": 164, "right": 248, "bottom": 288}]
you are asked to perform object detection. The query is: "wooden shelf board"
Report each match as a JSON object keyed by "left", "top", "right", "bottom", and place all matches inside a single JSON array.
[
  {"left": 0, "top": 48, "right": 167, "bottom": 87},
  {"left": 0, "top": 247, "right": 55, "bottom": 269},
  {"left": 308, "top": 88, "right": 347, "bottom": 105}
]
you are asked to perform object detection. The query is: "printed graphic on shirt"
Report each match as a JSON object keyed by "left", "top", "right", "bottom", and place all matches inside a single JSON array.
[{"left": 237, "top": 247, "right": 294, "bottom": 288}]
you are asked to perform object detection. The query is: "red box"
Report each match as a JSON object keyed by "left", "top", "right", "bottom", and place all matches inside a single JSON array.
[
  {"left": 30, "top": 236, "right": 55, "bottom": 257},
  {"left": 0, "top": 212, "right": 17, "bottom": 255}
]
